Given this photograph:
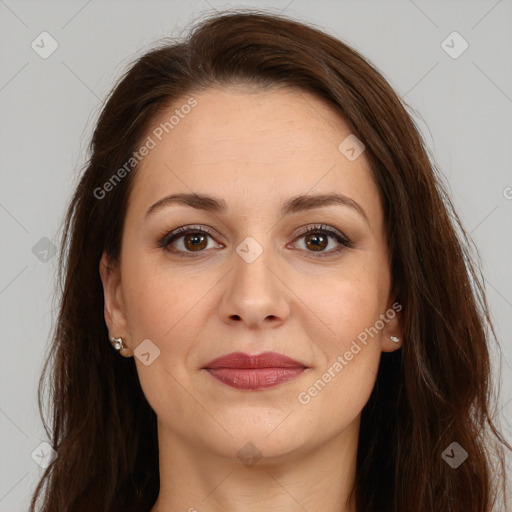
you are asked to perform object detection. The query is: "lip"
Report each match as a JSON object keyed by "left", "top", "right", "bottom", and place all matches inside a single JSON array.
[{"left": 203, "top": 351, "right": 308, "bottom": 390}]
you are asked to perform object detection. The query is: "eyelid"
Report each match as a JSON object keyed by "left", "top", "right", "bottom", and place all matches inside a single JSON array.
[
  {"left": 158, "top": 224, "right": 224, "bottom": 251},
  {"left": 293, "top": 223, "right": 350, "bottom": 243}
]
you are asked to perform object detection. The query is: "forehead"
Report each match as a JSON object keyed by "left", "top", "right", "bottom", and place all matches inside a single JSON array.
[
  {"left": 128, "top": 86, "right": 381, "bottom": 225},
  {"left": 153, "top": 86, "right": 358, "bottom": 162}
]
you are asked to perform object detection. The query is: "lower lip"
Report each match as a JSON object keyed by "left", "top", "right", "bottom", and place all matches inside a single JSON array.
[{"left": 205, "top": 367, "right": 306, "bottom": 390}]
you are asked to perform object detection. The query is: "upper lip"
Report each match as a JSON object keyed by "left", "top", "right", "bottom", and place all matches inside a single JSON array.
[{"left": 203, "top": 351, "right": 307, "bottom": 369}]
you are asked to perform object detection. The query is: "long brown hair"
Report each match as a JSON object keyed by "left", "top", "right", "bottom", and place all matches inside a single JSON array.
[{"left": 30, "top": 9, "right": 510, "bottom": 512}]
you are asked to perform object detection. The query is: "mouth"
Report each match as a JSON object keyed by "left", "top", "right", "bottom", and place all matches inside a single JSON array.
[{"left": 203, "top": 351, "right": 308, "bottom": 390}]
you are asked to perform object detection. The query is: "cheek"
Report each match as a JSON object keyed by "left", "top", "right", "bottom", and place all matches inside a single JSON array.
[
  {"left": 296, "top": 280, "right": 383, "bottom": 432},
  {"left": 314, "top": 266, "right": 385, "bottom": 348},
  {"left": 299, "top": 271, "right": 384, "bottom": 406},
  {"left": 121, "top": 253, "right": 211, "bottom": 342},
  {"left": 121, "top": 260, "right": 210, "bottom": 417}
]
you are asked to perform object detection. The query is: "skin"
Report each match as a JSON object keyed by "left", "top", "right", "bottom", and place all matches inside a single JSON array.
[{"left": 99, "top": 85, "right": 403, "bottom": 512}]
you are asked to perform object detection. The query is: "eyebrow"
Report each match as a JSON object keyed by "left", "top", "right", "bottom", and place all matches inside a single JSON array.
[{"left": 145, "top": 192, "right": 369, "bottom": 225}]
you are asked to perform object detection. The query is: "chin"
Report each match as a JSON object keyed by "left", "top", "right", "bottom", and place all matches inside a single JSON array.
[{"left": 201, "top": 411, "right": 316, "bottom": 461}]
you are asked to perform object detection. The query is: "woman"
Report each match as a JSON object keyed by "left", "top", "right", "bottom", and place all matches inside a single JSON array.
[{"left": 29, "top": 9, "right": 510, "bottom": 512}]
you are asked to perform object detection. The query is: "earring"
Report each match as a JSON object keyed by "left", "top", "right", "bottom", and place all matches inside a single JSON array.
[
  {"left": 110, "top": 336, "right": 132, "bottom": 357},
  {"left": 390, "top": 336, "right": 400, "bottom": 343}
]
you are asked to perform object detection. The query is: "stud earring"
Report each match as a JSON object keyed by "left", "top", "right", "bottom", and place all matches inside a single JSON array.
[
  {"left": 110, "top": 336, "right": 132, "bottom": 357},
  {"left": 390, "top": 336, "right": 400, "bottom": 343}
]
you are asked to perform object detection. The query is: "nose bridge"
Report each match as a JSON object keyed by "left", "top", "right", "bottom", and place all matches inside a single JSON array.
[{"left": 219, "top": 234, "right": 290, "bottom": 326}]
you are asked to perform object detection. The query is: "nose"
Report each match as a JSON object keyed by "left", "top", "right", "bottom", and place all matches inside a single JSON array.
[{"left": 217, "top": 242, "right": 291, "bottom": 330}]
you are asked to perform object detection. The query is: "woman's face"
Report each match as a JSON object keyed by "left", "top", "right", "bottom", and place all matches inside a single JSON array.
[{"left": 100, "top": 85, "right": 402, "bottom": 461}]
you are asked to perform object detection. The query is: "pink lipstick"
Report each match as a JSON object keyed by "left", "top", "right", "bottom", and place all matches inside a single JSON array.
[{"left": 203, "top": 352, "right": 307, "bottom": 390}]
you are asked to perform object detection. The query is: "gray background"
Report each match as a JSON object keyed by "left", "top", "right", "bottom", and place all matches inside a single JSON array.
[{"left": 1, "top": 0, "right": 511, "bottom": 510}]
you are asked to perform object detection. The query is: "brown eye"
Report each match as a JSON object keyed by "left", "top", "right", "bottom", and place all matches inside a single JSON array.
[
  {"left": 304, "top": 233, "right": 328, "bottom": 251},
  {"left": 292, "top": 224, "right": 352, "bottom": 258},
  {"left": 159, "top": 225, "right": 223, "bottom": 257},
  {"left": 183, "top": 233, "right": 208, "bottom": 251}
]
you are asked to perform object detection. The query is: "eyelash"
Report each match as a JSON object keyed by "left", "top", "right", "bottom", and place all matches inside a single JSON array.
[{"left": 157, "top": 223, "right": 353, "bottom": 259}]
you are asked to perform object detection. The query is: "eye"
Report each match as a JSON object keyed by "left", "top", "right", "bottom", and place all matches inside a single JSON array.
[
  {"left": 158, "top": 223, "right": 352, "bottom": 258},
  {"left": 290, "top": 224, "right": 352, "bottom": 257},
  {"left": 158, "top": 225, "right": 223, "bottom": 257}
]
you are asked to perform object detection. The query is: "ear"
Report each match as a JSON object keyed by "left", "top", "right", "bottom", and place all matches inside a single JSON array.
[
  {"left": 380, "top": 293, "right": 404, "bottom": 353},
  {"left": 99, "top": 251, "right": 131, "bottom": 353}
]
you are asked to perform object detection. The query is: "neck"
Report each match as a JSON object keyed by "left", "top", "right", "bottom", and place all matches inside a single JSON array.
[{"left": 150, "top": 417, "right": 359, "bottom": 512}]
